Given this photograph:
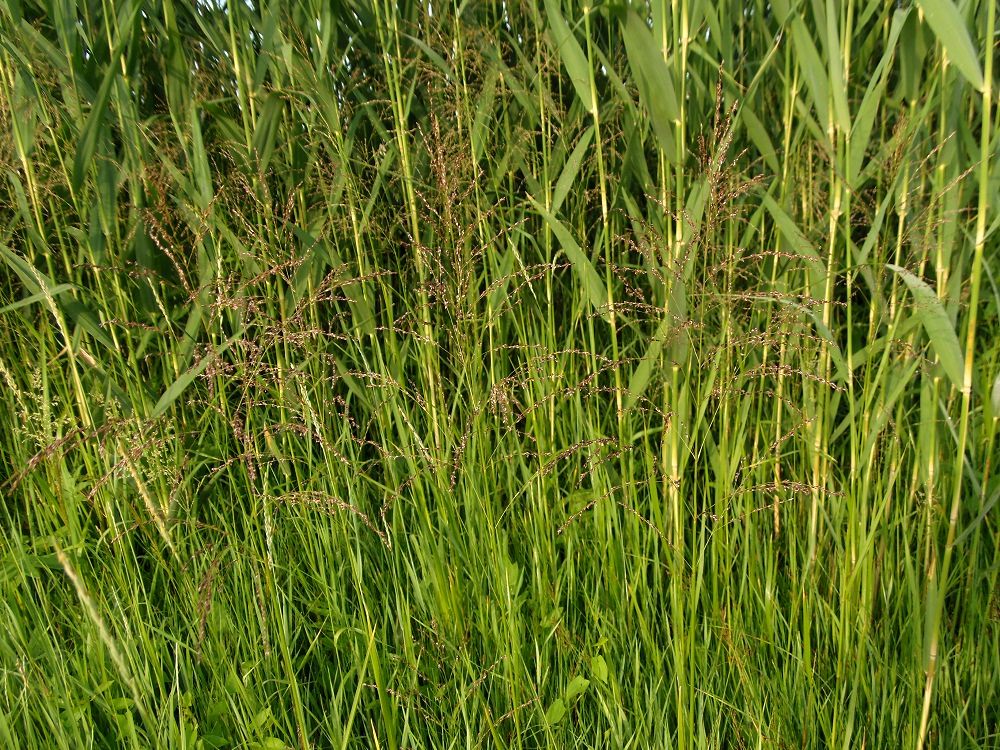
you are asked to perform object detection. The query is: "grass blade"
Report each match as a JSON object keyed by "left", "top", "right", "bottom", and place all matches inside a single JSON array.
[
  {"left": 888, "top": 264, "right": 965, "bottom": 390},
  {"left": 529, "top": 197, "right": 607, "bottom": 316},
  {"left": 916, "top": 0, "right": 984, "bottom": 91}
]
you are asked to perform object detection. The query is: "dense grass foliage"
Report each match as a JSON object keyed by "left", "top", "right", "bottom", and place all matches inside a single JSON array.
[{"left": 1, "top": 0, "right": 998, "bottom": 747}]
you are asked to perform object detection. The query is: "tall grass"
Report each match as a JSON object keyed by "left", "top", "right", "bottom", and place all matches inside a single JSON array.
[{"left": 0, "top": 0, "right": 997, "bottom": 747}]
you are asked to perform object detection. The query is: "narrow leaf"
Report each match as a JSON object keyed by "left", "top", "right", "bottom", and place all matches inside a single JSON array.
[
  {"left": 771, "top": 0, "right": 830, "bottom": 127},
  {"left": 760, "top": 192, "right": 826, "bottom": 299},
  {"left": 916, "top": 0, "right": 984, "bottom": 91},
  {"left": 152, "top": 331, "right": 242, "bottom": 418},
  {"left": 543, "top": 0, "right": 593, "bottom": 110},
  {"left": 621, "top": 10, "right": 679, "bottom": 159},
  {"left": 888, "top": 264, "right": 965, "bottom": 390},
  {"left": 850, "top": 10, "right": 908, "bottom": 184},
  {"left": 71, "top": 2, "right": 141, "bottom": 191},
  {"left": 552, "top": 126, "right": 594, "bottom": 214},
  {"left": 529, "top": 198, "right": 607, "bottom": 315},
  {"left": 590, "top": 655, "right": 608, "bottom": 683},
  {"left": 0, "top": 284, "right": 74, "bottom": 315},
  {"left": 626, "top": 315, "right": 671, "bottom": 410}
]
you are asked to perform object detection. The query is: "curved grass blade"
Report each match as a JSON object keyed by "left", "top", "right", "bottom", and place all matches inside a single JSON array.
[
  {"left": 916, "top": 0, "right": 984, "bottom": 91},
  {"left": 529, "top": 198, "right": 607, "bottom": 316},
  {"left": 888, "top": 264, "right": 965, "bottom": 390},
  {"left": 151, "top": 330, "right": 243, "bottom": 418},
  {"left": 543, "top": 0, "right": 592, "bottom": 111},
  {"left": 552, "top": 125, "right": 594, "bottom": 214}
]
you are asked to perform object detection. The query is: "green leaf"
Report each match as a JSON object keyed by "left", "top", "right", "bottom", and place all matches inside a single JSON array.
[
  {"left": 824, "top": 0, "right": 851, "bottom": 135},
  {"left": 771, "top": 0, "right": 830, "bottom": 128},
  {"left": 621, "top": 10, "right": 679, "bottom": 159},
  {"left": 543, "top": 0, "right": 593, "bottom": 111},
  {"left": 992, "top": 371, "right": 1000, "bottom": 415},
  {"left": 565, "top": 675, "right": 590, "bottom": 702},
  {"left": 626, "top": 314, "right": 672, "bottom": 411},
  {"left": 760, "top": 192, "right": 826, "bottom": 299},
  {"left": 252, "top": 93, "right": 285, "bottom": 174},
  {"left": 850, "top": 9, "right": 908, "bottom": 185},
  {"left": 471, "top": 67, "right": 500, "bottom": 163},
  {"left": 590, "top": 655, "right": 608, "bottom": 683},
  {"left": 887, "top": 264, "right": 965, "bottom": 390},
  {"left": 161, "top": 0, "right": 190, "bottom": 125},
  {"left": 545, "top": 698, "right": 567, "bottom": 725},
  {"left": 189, "top": 107, "right": 214, "bottom": 210},
  {"left": 151, "top": 330, "right": 243, "bottom": 418},
  {"left": 916, "top": 0, "right": 984, "bottom": 91},
  {"left": 0, "top": 284, "right": 74, "bottom": 315},
  {"left": 0, "top": 244, "right": 115, "bottom": 351},
  {"left": 552, "top": 126, "right": 594, "bottom": 214},
  {"left": 293, "top": 227, "right": 375, "bottom": 336},
  {"left": 740, "top": 104, "right": 779, "bottom": 175},
  {"left": 71, "top": 2, "right": 141, "bottom": 192},
  {"left": 529, "top": 198, "right": 608, "bottom": 316},
  {"left": 405, "top": 34, "right": 454, "bottom": 79}
]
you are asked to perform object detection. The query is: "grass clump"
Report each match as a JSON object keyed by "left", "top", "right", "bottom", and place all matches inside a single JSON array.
[{"left": 0, "top": 0, "right": 998, "bottom": 747}]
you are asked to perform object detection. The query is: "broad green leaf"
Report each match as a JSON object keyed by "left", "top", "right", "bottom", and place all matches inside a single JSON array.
[
  {"left": 681, "top": 178, "right": 711, "bottom": 251},
  {"left": 593, "top": 46, "right": 640, "bottom": 121},
  {"left": 406, "top": 34, "right": 454, "bottom": 79},
  {"left": 591, "top": 655, "right": 608, "bottom": 683},
  {"left": 552, "top": 126, "right": 594, "bottom": 214},
  {"left": 565, "top": 675, "right": 590, "bottom": 702},
  {"left": 529, "top": 198, "right": 608, "bottom": 316},
  {"left": 888, "top": 264, "right": 965, "bottom": 390},
  {"left": 190, "top": 107, "right": 214, "bottom": 210},
  {"left": 293, "top": 227, "right": 375, "bottom": 336},
  {"left": 740, "top": 104, "right": 779, "bottom": 175},
  {"left": 162, "top": 0, "right": 190, "bottom": 128},
  {"left": 860, "top": 357, "right": 921, "bottom": 461},
  {"left": 252, "top": 93, "right": 285, "bottom": 174},
  {"left": 543, "top": 0, "right": 593, "bottom": 111},
  {"left": 545, "top": 698, "right": 567, "bottom": 725},
  {"left": 0, "top": 244, "right": 115, "bottom": 351},
  {"left": 916, "top": 0, "right": 984, "bottom": 91},
  {"left": 776, "top": 299, "right": 849, "bottom": 387},
  {"left": 626, "top": 263, "right": 692, "bottom": 396},
  {"left": 71, "top": 66, "right": 117, "bottom": 193},
  {"left": 824, "top": 0, "right": 851, "bottom": 135}
]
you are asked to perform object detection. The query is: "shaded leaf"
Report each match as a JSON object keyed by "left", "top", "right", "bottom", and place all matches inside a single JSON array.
[{"left": 621, "top": 10, "right": 679, "bottom": 159}]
